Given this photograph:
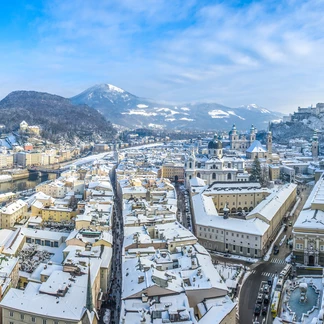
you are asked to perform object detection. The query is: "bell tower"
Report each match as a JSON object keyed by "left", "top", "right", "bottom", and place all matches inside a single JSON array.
[
  {"left": 249, "top": 124, "right": 256, "bottom": 143},
  {"left": 312, "top": 130, "right": 319, "bottom": 160}
]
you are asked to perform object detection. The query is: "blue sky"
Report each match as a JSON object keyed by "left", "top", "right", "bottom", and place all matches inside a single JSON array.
[{"left": 1, "top": 0, "right": 324, "bottom": 113}]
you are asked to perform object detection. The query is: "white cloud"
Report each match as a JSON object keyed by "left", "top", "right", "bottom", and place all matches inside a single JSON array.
[{"left": 1, "top": 1, "right": 324, "bottom": 113}]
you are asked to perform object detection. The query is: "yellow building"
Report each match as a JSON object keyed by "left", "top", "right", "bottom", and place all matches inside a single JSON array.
[
  {"left": 16, "top": 151, "right": 42, "bottom": 167},
  {"left": 203, "top": 182, "right": 270, "bottom": 214},
  {"left": 41, "top": 206, "right": 76, "bottom": 222},
  {"left": 0, "top": 200, "right": 27, "bottom": 228},
  {"left": 269, "top": 165, "right": 280, "bottom": 181},
  {"left": 159, "top": 162, "right": 185, "bottom": 182}
]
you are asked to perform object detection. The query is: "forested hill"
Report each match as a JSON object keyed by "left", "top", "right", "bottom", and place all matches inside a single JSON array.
[{"left": 0, "top": 91, "right": 116, "bottom": 143}]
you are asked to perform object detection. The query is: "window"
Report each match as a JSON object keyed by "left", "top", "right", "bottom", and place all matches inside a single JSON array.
[
  {"left": 43, "top": 319, "right": 47, "bottom": 324},
  {"left": 225, "top": 243, "right": 228, "bottom": 249},
  {"left": 232, "top": 233, "right": 234, "bottom": 237},
  {"left": 255, "top": 249, "right": 258, "bottom": 255},
  {"left": 233, "top": 245, "right": 236, "bottom": 251},
  {"left": 237, "top": 234, "right": 239, "bottom": 237},
  {"left": 31, "top": 317, "right": 36, "bottom": 323},
  {"left": 21, "top": 314, "right": 24, "bottom": 320},
  {"left": 320, "top": 245, "right": 324, "bottom": 251},
  {"left": 241, "top": 235, "right": 244, "bottom": 238},
  {"left": 255, "top": 237, "right": 258, "bottom": 241},
  {"left": 240, "top": 246, "right": 243, "bottom": 252},
  {"left": 9, "top": 311, "right": 13, "bottom": 317},
  {"left": 296, "top": 243, "right": 303, "bottom": 250},
  {"left": 247, "top": 248, "right": 250, "bottom": 254},
  {"left": 212, "top": 173, "right": 216, "bottom": 180}
]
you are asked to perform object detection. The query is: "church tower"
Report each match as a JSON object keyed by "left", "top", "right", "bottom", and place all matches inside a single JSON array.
[
  {"left": 185, "top": 150, "right": 196, "bottom": 188},
  {"left": 229, "top": 124, "right": 238, "bottom": 149},
  {"left": 266, "top": 131, "right": 272, "bottom": 156},
  {"left": 312, "top": 130, "right": 319, "bottom": 160},
  {"left": 249, "top": 124, "right": 256, "bottom": 143}
]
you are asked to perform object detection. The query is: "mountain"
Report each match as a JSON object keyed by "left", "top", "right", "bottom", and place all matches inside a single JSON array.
[
  {"left": 0, "top": 91, "right": 116, "bottom": 144},
  {"left": 71, "top": 84, "right": 283, "bottom": 130}
]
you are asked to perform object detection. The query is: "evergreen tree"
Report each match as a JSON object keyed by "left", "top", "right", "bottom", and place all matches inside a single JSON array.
[
  {"left": 250, "top": 156, "right": 261, "bottom": 182},
  {"left": 260, "top": 165, "right": 269, "bottom": 187}
]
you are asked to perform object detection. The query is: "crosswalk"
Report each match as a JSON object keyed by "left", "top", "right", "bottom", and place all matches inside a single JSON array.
[
  {"left": 250, "top": 269, "right": 278, "bottom": 277},
  {"left": 270, "top": 258, "right": 286, "bottom": 264},
  {"left": 261, "top": 272, "right": 276, "bottom": 277}
]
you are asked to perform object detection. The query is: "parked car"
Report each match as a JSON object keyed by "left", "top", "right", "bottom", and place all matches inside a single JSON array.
[
  {"left": 267, "top": 277, "right": 273, "bottom": 286},
  {"left": 264, "top": 294, "right": 269, "bottom": 304},
  {"left": 254, "top": 304, "right": 261, "bottom": 315},
  {"left": 257, "top": 293, "right": 263, "bottom": 304},
  {"left": 288, "top": 221, "right": 292, "bottom": 226},
  {"left": 262, "top": 306, "right": 268, "bottom": 315},
  {"left": 263, "top": 284, "right": 269, "bottom": 293},
  {"left": 274, "top": 245, "right": 279, "bottom": 255}
]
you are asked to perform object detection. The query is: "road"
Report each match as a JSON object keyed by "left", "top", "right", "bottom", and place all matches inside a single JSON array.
[
  {"left": 175, "top": 184, "right": 191, "bottom": 229},
  {"left": 239, "top": 183, "right": 312, "bottom": 324},
  {"left": 239, "top": 260, "right": 286, "bottom": 324}
]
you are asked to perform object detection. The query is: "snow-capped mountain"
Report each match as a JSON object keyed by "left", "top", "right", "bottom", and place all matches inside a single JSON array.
[{"left": 71, "top": 84, "right": 283, "bottom": 130}]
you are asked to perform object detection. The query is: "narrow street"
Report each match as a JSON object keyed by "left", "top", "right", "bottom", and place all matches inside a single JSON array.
[{"left": 106, "top": 167, "right": 123, "bottom": 324}]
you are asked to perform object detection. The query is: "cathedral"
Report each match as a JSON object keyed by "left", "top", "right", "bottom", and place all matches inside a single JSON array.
[
  {"left": 184, "top": 124, "right": 273, "bottom": 187},
  {"left": 229, "top": 124, "right": 256, "bottom": 151},
  {"left": 185, "top": 134, "right": 249, "bottom": 186}
]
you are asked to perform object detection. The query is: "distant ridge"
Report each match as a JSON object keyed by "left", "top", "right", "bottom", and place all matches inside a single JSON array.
[{"left": 71, "top": 83, "right": 283, "bottom": 130}]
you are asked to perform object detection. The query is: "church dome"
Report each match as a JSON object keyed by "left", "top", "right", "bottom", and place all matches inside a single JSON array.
[{"left": 208, "top": 134, "right": 222, "bottom": 149}]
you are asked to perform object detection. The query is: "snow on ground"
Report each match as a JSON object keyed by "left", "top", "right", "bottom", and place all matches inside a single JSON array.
[
  {"left": 215, "top": 264, "right": 243, "bottom": 290},
  {"left": 285, "top": 253, "right": 292, "bottom": 263},
  {"left": 148, "top": 123, "right": 165, "bottom": 129},
  {"left": 103, "top": 309, "right": 111, "bottom": 324},
  {"left": 208, "top": 110, "right": 229, "bottom": 118},
  {"left": 155, "top": 108, "right": 180, "bottom": 115},
  {"left": 181, "top": 107, "right": 190, "bottom": 111},
  {"left": 107, "top": 84, "right": 124, "bottom": 93},
  {"left": 263, "top": 225, "right": 285, "bottom": 261},
  {"left": 228, "top": 111, "right": 245, "bottom": 120},
  {"left": 122, "top": 110, "right": 157, "bottom": 117},
  {"left": 210, "top": 251, "right": 259, "bottom": 263}
]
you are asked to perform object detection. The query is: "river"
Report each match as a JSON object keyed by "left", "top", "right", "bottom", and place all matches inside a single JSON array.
[{"left": 0, "top": 173, "right": 57, "bottom": 194}]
